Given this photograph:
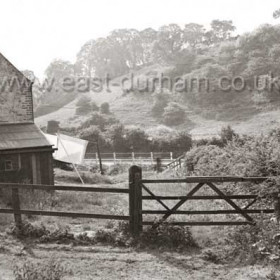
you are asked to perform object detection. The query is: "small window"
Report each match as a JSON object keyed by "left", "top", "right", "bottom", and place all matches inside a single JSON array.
[{"left": 4, "top": 160, "right": 13, "bottom": 171}]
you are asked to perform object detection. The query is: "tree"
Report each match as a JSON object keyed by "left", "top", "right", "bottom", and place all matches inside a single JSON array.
[
  {"left": 75, "top": 96, "right": 92, "bottom": 115},
  {"left": 206, "top": 20, "right": 236, "bottom": 44},
  {"left": 140, "top": 28, "right": 157, "bottom": 64},
  {"left": 75, "top": 39, "right": 97, "bottom": 76},
  {"left": 220, "top": 125, "right": 237, "bottom": 143},
  {"left": 183, "top": 23, "right": 205, "bottom": 48},
  {"left": 45, "top": 59, "right": 74, "bottom": 81},
  {"left": 151, "top": 93, "right": 170, "bottom": 117},
  {"left": 154, "top": 24, "right": 183, "bottom": 62},
  {"left": 273, "top": 9, "right": 280, "bottom": 19},
  {"left": 124, "top": 127, "right": 149, "bottom": 151},
  {"left": 105, "top": 124, "right": 127, "bottom": 151},
  {"left": 100, "top": 102, "right": 110, "bottom": 114},
  {"left": 162, "top": 102, "right": 186, "bottom": 126},
  {"left": 80, "top": 112, "right": 118, "bottom": 131},
  {"left": 109, "top": 29, "right": 144, "bottom": 69}
]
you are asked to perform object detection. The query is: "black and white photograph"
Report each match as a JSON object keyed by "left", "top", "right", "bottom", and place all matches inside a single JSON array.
[{"left": 1, "top": 0, "right": 280, "bottom": 279}]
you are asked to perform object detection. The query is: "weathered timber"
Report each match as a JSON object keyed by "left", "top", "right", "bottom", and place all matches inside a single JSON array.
[
  {"left": 0, "top": 183, "right": 129, "bottom": 193},
  {"left": 143, "top": 221, "right": 251, "bottom": 226},
  {"left": 0, "top": 209, "right": 129, "bottom": 220},
  {"left": 141, "top": 176, "right": 268, "bottom": 184},
  {"left": 129, "top": 166, "right": 143, "bottom": 236},
  {"left": 142, "top": 195, "right": 258, "bottom": 200},
  {"left": 207, "top": 182, "right": 255, "bottom": 224},
  {"left": 11, "top": 188, "right": 22, "bottom": 229},
  {"left": 142, "top": 209, "right": 274, "bottom": 215}
]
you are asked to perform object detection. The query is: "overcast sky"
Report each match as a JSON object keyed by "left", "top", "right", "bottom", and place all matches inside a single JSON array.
[{"left": 0, "top": 0, "right": 279, "bottom": 78}]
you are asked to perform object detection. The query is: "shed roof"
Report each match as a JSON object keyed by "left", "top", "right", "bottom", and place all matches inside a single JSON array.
[{"left": 0, "top": 124, "right": 52, "bottom": 151}]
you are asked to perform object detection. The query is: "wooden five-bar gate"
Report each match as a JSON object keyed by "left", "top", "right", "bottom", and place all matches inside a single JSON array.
[
  {"left": 0, "top": 166, "right": 279, "bottom": 236},
  {"left": 129, "top": 166, "right": 279, "bottom": 235}
]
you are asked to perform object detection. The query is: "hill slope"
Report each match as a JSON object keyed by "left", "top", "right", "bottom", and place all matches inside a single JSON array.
[{"left": 35, "top": 65, "right": 280, "bottom": 138}]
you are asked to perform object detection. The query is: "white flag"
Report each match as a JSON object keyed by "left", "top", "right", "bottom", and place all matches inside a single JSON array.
[{"left": 45, "top": 133, "right": 88, "bottom": 165}]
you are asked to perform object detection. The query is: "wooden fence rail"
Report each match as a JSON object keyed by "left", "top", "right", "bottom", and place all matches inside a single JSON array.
[
  {"left": 0, "top": 182, "right": 129, "bottom": 230},
  {"left": 0, "top": 166, "right": 279, "bottom": 236}
]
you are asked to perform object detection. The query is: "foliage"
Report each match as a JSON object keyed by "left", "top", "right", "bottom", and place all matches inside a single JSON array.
[
  {"left": 74, "top": 21, "right": 237, "bottom": 78},
  {"left": 8, "top": 221, "right": 50, "bottom": 238},
  {"left": 100, "top": 102, "right": 110, "bottom": 114},
  {"left": 80, "top": 112, "right": 118, "bottom": 131},
  {"left": 54, "top": 168, "right": 112, "bottom": 184},
  {"left": 226, "top": 219, "right": 280, "bottom": 265},
  {"left": 14, "top": 258, "right": 67, "bottom": 280},
  {"left": 162, "top": 102, "right": 186, "bottom": 126},
  {"left": 108, "top": 163, "right": 130, "bottom": 175},
  {"left": 38, "top": 20, "right": 280, "bottom": 123},
  {"left": 75, "top": 96, "right": 98, "bottom": 115},
  {"left": 220, "top": 125, "right": 238, "bottom": 144},
  {"left": 137, "top": 222, "right": 198, "bottom": 250},
  {"left": 273, "top": 9, "right": 280, "bottom": 19},
  {"left": 186, "top": 132, "right": 280, "bottom": 179},
  {"left": 94, "top": 221, "right": 197, "bottom": 250},
  {"left": 151, "top": 93, "right": 170, "bottom": 117}
]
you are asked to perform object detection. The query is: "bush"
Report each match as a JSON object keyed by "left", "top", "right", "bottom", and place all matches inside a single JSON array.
[
  {"left": 220, "top": 125, "right": 237, "bottom": 144},
  {"left": 14, "top": 258, "right": 67, "bottom": 280},
  {"left": 137, "top": 222, "right": 198, "bottom": 250},
  {"left": 94, "top": 222, "right": 131, "bottom": 247},
  {"left": 80, "top": 112, "right": 118, "bottom": 130},
  {"left": 100, "top": 102, "right": 110, "bottom": 114},
  {"left": 162, "top": 102, "right": 186, "bottom": 126},
  {"left": 7, "top": 221, "right": 49, "bottom": 238},
  {"left": 75, "top": 96, "right": 92, "bottom": 115},
  {"left": 186, "top": 133, "right": 280, "bottom": 179},
  {"left": 151, "top": 94, "right": 169, "bottom": 117},
  {"left": 226, "top": 218, "right": 280, "bottom": 264},
  {"left": 108, "top": 163, "right": 129, "bottom": 175}
]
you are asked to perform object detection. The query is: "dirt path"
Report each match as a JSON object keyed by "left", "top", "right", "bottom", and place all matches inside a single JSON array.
[{"left": 0, "top": 234, "right": 275, "bottom": 280}]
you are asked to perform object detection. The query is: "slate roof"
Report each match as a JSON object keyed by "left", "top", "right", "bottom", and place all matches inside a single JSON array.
[{"left": 0, "top": 123, "right": 53, "bottom": 151}]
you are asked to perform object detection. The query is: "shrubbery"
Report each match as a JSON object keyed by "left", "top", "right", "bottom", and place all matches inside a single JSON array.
[
  {"left": 8, "top": 221, "right": 197, "bottom": 251},
  {"left": 186, "top": 127, "right": 280, "bottom": 265},
  {"left": 226, "top": 219, "right": 280, "bottom": 265},
  {"left": 14, "top": 258, "right": 67, "bottom": 280},
  {"left": 75, "top": 96, "right": 99, "bottom": 115},
  {"left": 162, "top": 102, "right": 186, "bottom": 126}
]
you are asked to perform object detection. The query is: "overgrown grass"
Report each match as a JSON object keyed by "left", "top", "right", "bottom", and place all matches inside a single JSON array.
[
  {"left": 225, "top": 218, "right": 280, "bottom": 265},
  {"left": 7, "top": 220, "right": 198, "bottom": 251},
  {"left": 54, "top": 168, "right": 112, "bottom": 184},
  {"left": 13, "top": 257, "right": 68, "bottom": 280}
]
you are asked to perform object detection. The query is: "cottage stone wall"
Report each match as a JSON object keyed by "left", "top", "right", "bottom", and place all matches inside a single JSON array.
[{"left": 0, "top": 54, "right": 33, "bottom": 124}]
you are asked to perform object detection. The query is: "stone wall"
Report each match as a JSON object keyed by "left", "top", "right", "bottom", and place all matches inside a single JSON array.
[{"left": 0, "top": 53, "right": 33, "bottom": 124}]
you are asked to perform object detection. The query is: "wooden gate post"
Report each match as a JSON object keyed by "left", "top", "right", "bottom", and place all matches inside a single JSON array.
[
  {"left": 129, "top": 166, "right": 142, "bottom": 236},
  {"left": 12, "top": 187, "right": 22, "bottom": 230},
  {"left": 274, "top": 192, "right": 280, "bottom": 223}
]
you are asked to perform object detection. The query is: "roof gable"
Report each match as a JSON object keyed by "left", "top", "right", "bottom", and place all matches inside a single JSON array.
[{"left": 0, "top": 53, "right": 34, "bottom": 124}]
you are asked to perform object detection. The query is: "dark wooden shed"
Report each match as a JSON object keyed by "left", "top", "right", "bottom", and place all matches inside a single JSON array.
[{"left": 0, "top": 124, "right": 54, "bottom": 184}]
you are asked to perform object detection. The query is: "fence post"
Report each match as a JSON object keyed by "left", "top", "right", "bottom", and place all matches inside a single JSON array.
[
  {"left": 113, "top": 152, "right": 116, "bottom": 164},
  {"left": 95, "top": 153, "right": 98, "bottom": 165},
  {"left": 12, "top": 187, "right": 22, "bottom": 229},
  {"left": 150, "top": 152, "right": 153, "bottom": 165},
  {"left": 170, "top": 152, "right": 173, "bottom": 160},
  {"left": 129, "top": 166, "right": 142, "bottom": 236},
  {"left": 274, "top": 192, "right": 280, "bottom": 223}
]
